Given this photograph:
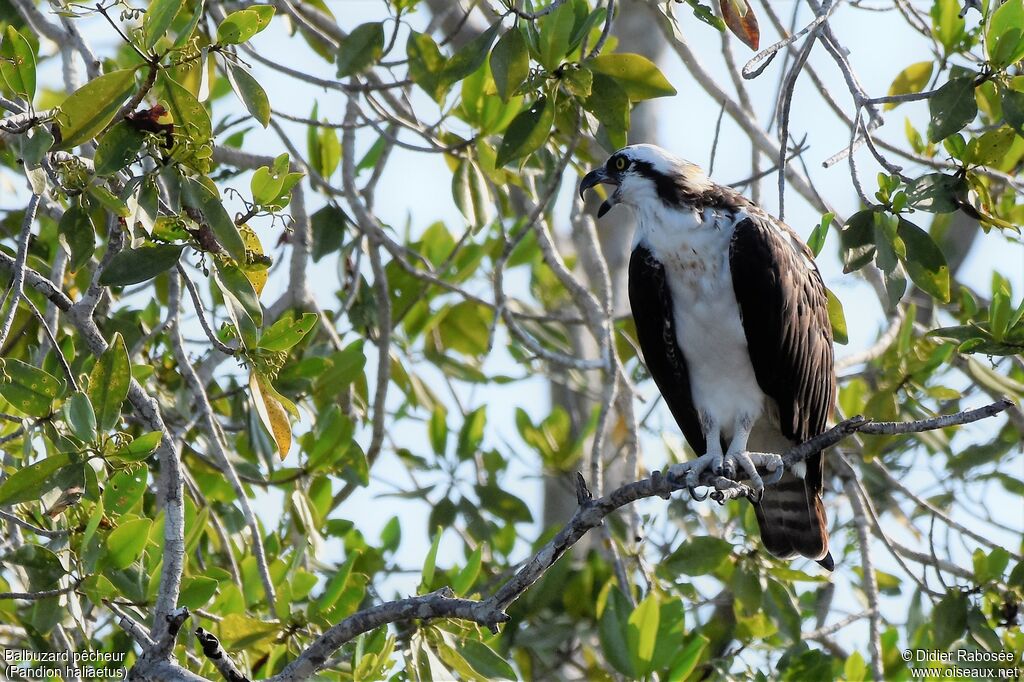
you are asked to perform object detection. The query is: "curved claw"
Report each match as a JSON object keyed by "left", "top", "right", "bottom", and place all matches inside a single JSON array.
[
  {"left": 763, "top": 464, "right": 785, "bottom": 486},
  {"left": 748, "top": 487, "right": 764, "bottom": 505},
  {"left": 688, "top": 485, "right": 709, "bottom": 502}
]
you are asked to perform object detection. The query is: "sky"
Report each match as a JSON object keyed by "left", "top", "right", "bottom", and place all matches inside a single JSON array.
[{"left": 5, "top": 0, "right": 1024, "bottom": 669}]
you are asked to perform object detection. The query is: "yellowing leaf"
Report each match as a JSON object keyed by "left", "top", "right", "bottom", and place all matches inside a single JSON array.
[
  {"left": 250, "top": 371, "right": 292, "bottom": 460},
  {"left": 885, "top": 61, "right": 933, "bottom": 110}
]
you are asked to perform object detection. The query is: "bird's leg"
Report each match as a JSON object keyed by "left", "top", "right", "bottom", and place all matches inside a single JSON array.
[
  {"left": 667, "top": 413, "right": 722, "bottom": 501},
  {"left": 720, "top": 416, "right": 775, "bottom": 503}
]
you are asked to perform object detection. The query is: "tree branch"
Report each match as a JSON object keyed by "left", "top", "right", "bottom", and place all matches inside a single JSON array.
[{"left": 263, "top": 399, "right": 1012, "bottom": 679}]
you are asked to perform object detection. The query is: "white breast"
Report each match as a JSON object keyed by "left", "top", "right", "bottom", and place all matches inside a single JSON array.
[{"left": 635, "top": 204, "right": 766, "bottom": 439}]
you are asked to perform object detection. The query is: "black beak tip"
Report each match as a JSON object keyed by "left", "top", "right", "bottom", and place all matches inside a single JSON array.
[{"left": 597, "top": 200, "right": 612, "bottom": 218}]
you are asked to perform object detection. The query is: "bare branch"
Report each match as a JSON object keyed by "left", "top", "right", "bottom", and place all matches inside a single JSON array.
[{"left": 0, "top": 194, "right": 40, "bottom": 350}]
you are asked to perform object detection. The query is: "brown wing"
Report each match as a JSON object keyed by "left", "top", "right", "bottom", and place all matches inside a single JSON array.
[{"left": 729, "top": 216, "right": 836, "bottom": 567}]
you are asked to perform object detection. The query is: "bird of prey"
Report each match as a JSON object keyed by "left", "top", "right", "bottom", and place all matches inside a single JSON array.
[{"left": 580, "top": 144, "right": 836, "bottom": 569}]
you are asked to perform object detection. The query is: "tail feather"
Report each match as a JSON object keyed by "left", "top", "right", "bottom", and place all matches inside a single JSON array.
[{"left": 753, "top": 469, "right": 830, "bottom": 568}]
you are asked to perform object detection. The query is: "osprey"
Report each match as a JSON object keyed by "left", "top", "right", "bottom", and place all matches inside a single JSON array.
[{"left": 580, "top": 144, "right": 836, "bottom": 569}]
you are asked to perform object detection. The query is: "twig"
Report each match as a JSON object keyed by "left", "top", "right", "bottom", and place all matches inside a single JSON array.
[
  {"left": 177, "top": 264, "right": 237, "bottom": 355},
  {"left": 0, "top": 510, "right": 67, "bottom": 538},
  {"left": 843, "top": 471, "right": 883, "bottom": 680},
  {"left": 0, "top": 195, "right": 40, "bottom": 350},
  {"left": 742, "top": 0, "right": 844, "bottom": 79},
  {"left": 0, "top": 577, "right": 83, "bottom": 601},
  {"left": 871, "top": 459, "right": 1022, "bottom": 561}
]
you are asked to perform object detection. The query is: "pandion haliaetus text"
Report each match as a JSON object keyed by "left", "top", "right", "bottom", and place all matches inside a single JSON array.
[{"left": 580, "top": 144, "right": 836, "bottom": 570}]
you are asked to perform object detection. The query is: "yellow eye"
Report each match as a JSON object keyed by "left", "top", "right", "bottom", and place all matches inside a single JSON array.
[{"left": 614, "top": 157, "right": 628, "bottom": 171}]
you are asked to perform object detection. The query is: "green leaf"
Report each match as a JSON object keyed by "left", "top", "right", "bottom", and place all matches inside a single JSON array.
[
  {"left": 965, "top": 126, "right": 1016, "bottom": 166},
  {"left": 669, "top": 635, "right": 709, "bottom": 681},
  {"left": 64, "top": 391, "right": 97, "bottom": 443},
  {"left": 826, "top": 288, "right": 848, "bottom": 345},
  {"left": 217, "top": 9, "right": 266, "bottom": 45},
  {"left": 56, "top": 69, "right": 138, "bottom": 150},
  {"left": 407, "top": 31, "right": 446, "bottom": 102},
  {"left": 336, "top": 22, "right": 384, "bottom": 77},
  {"left": 928, "top": 75, "right": 978, "bottom": 142},
  {"left": 88, "top": 184, "right": 130, "bottom": 218},
  {"left": 1002, "top": 84, "right": 1024, "bottom": 137},
  {"left": 539, "top": 2, "right": 576, "bottom": 70},
  {"left": 439, "top": 301, "right": 495, "bottom": 356},
  {"left": 420, "top": 530, "right": 441, "bottom": 590},
  {"left": 931, "top": 0, "right": 966, "bottom": 54},
  {"left": 986, "top": 0, "right": 1024, "bottom": 68},
  {"left": 0, "top": 454, "right": 71, "bottom": 506},
  {"left": 906, "top": 173, "right": 963, "bottom": 213},
  {"left": 182, "top": 177, "right": 247, "bottom": 263},
  {"left": 88, "top": 333, "right": 131, "bottom": 431},
  {"left": 428, "top": 405, "right": 448, "bottom": 456},
  {"left": 57, "top": 200, "right": 96, "bottom": 273},
  {"left": 143, "top": 0, "right": 184, "bottom": 50},
  {"left": 496, "top": 96, "right": 553, "bottom": 167},
  {"left": 225, "top": 61, "right": 270, "bottom": 128},
  {"left": 627, "top": 592, "right": 660, "bottom": 677},
  {"left": 259, "top": 313, "right": 319, "bottom": 351},
  {"left": 161, "top": 74, "right": 213, "bottom": 172},
  {"left": 310, "top": 204, "right": 349, "bottom": 262},
  {"left": 588, "top": 53, "right": 676, "bottom": 101},
  {"left": 839, "top": 209, "right": 877, "bottom": 273},
  {"left": 316, "top": 127, "right": 341, "bottom": 178},
  {"left": 933, "top": 590, "right": 968, "bottom": 648},
  {"left": 456, "top": 407, "right": 486, "bottom": 460},
  {"left": 1, "top": 26, "right": 36, "bottom": 100},
  {"left": 111, "top": 431, "right": 162, "bottom": 462},
  {"left": 442, "top": 22, "right": 500, "bottom": 87},
  {"left": 585, "top": 72, "right": 630, "bottom": 135},
  {"left": 475, "top": 484, "right": 532, "bottom": 523},
  {"left": 103, "top": 465, "right": 147, "bottom": 514},
  {"left": 452, "top": 546, "right": 482, "bottom": 595},
  {"left": 490, "top": 29, "right": 529, "bottom": 101},
  {"left": 0, "top": 359, "right": 62, "bottom": 418},
  {"left": 452, "top": 159, "right": 493, "bottom": 228},
  {"left": 218, "top": 263, "right": 263, "bottom": 329},
  {"left": 94, "top": 121, "right": 146, "bottom": 176},
  {"left": 844, "top": 651, "right": 867, "bottom": 681},
  {"left": 459, "top": 640, "right": 515, "bottom": 680},
  {"left": 598, "top": 584, "right": 635, "bottom": 677},
  {"left": 106, "top": 518, "right": 152, "bottom": 569},
  {"left": 21, "top": 126, "right": 53, "bottom": 168},
  {"left": 562, "top": 63, "right": 593, "bottom": 98},
  {"left": 98, "top": 244, "right": 184, "bottom": 287},
  {"left": 179, "top": 576, "right": 219, "bottom": 609},
  {"left": 806, "top": 213, "right": 832, "bottom": 257},
  {"left": 664, "top": 536, "right": 732, "bottom": 576},
  {"left": 872, "top": 211, "right": 902, "bottom": 273},
  {"left": 897, "top": 218, "right": 950, "bottom": 302},
  {"left": 884, "top": 61, "right": 933, "bottom": 110}
]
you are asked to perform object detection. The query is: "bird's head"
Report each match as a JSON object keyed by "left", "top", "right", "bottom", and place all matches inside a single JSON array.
[{"left": 579, "top": 144, "right": 712, "bottom": 218}]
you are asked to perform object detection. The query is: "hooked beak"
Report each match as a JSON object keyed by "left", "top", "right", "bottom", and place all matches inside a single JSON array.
[{"left": 579, "top": 167, "right": 620, "bottom": 218}]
